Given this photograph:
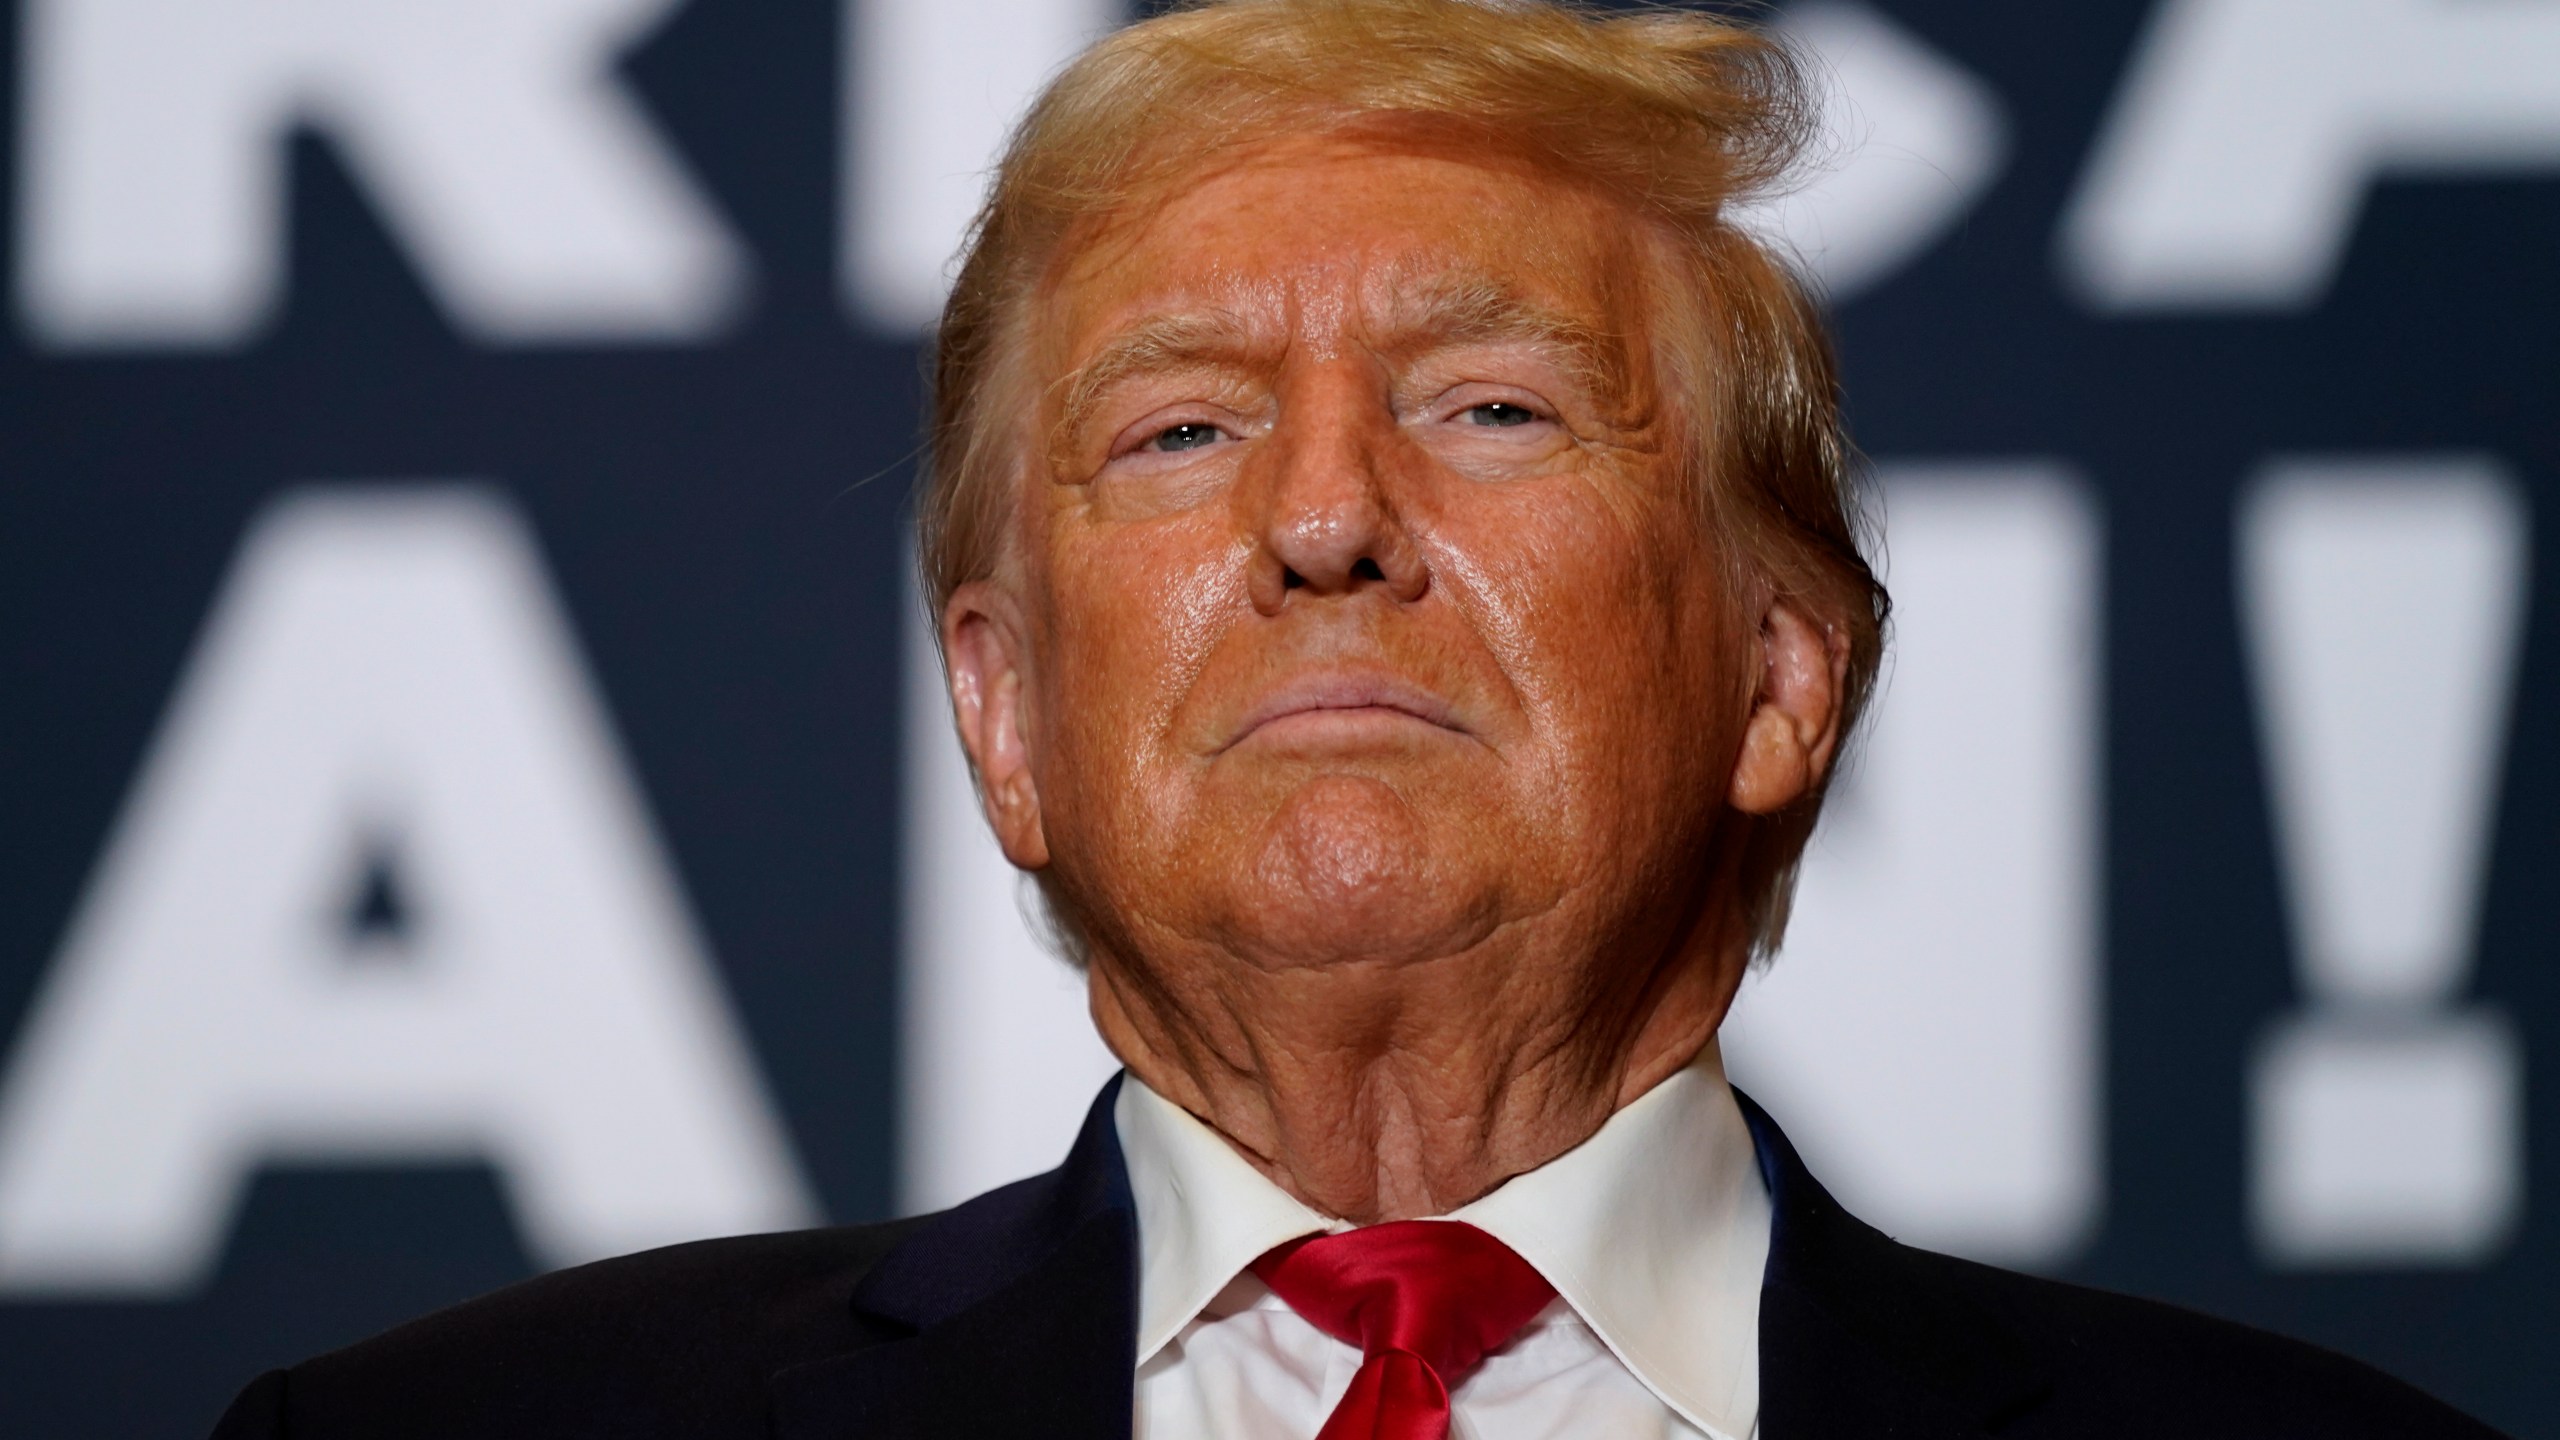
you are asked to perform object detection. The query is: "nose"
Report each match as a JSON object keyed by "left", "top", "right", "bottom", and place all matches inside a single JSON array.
[{"left": 1245, "top": 370, "right": 1430, "bottom": 615}]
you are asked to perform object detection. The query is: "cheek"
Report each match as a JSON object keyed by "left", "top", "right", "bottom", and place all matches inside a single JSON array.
[
  {"left": 1433, "top": 482, "right": 1736, "bottom": 794},
  {"left": 1033, "top": 510, "right": 1243, "bottom": 795}
]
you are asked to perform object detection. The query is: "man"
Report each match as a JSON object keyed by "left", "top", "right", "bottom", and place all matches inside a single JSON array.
[{"left": 214, "top": 1, "right": 2499, "bottom": 1436}]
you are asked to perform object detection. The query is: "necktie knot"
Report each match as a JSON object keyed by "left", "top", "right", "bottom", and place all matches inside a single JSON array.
[{"left": 1254, "top": 1221, "right": 1556, "bottom": 1439}]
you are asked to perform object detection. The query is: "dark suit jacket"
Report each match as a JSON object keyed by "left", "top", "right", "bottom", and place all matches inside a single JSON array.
[{"left": 211, "top": 1078, "right": 2502, "bottom": 1438}]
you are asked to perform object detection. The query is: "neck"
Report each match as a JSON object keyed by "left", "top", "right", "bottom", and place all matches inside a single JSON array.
[{"left": 1087, "top": 918, "right": 1746, "bottom": 1224}]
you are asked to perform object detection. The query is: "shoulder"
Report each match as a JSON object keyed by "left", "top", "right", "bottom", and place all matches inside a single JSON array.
[
  {"left": 1738, "top": 1091, "right": 2502, "bottom": 1438},
  {"left": 1905, "top": 1244, "right": 2504, "bottom": 1438},
  {"left": 211, "top": 1218, "right": 930, "bottom": 1440}
]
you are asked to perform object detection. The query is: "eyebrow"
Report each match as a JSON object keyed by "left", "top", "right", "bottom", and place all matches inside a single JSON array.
[
  {"left": 1372, "top": 271, "right": 1630, "bottom": 402},
  {"left": 1050, "top": 309, "right": 1265, "bottom": 454},
  {"left": 1047, "top": 270, "right": 1634, "bottom": 454}
]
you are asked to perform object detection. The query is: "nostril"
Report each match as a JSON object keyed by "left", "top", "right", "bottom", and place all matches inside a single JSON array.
[
  {"left": 1350, "top": 557, "right": 1385, "bottom": 583},
  {"left": 1283, "top": 567, "right": 1307, "bottom": 590}
]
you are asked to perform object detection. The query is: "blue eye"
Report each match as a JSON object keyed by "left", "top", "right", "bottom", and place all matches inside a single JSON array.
[
  {"left": 1464, "top": 402, "right": 1536, "bottom": 428},
  {"left": 1148, "top": 422, "right": 1223, "bottom": 453}
]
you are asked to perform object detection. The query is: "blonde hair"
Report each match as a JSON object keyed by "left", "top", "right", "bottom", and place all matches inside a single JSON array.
[{"left": 921, "top": 0, "right": 1887, "bottom": 960}]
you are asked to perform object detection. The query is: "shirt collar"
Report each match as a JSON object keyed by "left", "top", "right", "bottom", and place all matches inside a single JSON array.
[
  {"left": 1114, "top": 1042, "right": 1771, "bottom": 1440},
  {"left": 1116, "top": 1072, "right": 1338, "bottom": 1367}
]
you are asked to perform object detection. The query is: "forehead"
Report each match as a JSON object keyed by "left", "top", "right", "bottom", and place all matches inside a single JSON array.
[{"left": 1041, "top": 133, "right": 1656, "bottom": 364}]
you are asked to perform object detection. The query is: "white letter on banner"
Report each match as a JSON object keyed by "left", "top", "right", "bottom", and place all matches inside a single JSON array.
[
  {"left": 2240, "top": 457, "right": 2528, "bottom": 1266},
  {"left": 0, "top": 487, "right": 814, "bottom": 1296},
  {"left": 2062, "top": 0, "right": 2560, "bottom": 311},
  {"left": 1723, "top": 464, "right": 2103, "bottom": 1267},
  {"left": 1740, "top": 2, "right": 2009, "bottom": 301},
  {"left": 17, "top": 0, "right": 746, "bottom": 348},
  {"left": 842, "top": 0, "right": 1119, "bottom": 330}
]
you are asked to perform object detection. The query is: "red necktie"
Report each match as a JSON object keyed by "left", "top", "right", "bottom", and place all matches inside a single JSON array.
[{"left": 1252, "top": 1221, "right": 1557, "bottom": 1440}]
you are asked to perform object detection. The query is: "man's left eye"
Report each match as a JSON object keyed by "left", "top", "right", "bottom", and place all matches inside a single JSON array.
[{"left": 1462, "top": 402, "right": 1538, "bottom": 428}]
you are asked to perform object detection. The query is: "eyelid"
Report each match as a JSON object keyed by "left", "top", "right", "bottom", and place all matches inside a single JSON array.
[
  {"left": 1108, "top": 408, "right": 1240, "bottom": 461},
  {"left": 1424, "top": 383, "right": 1559, "bottom": 426},
  {"left": 1079, "top": 362, "right": 1258, "bottom": 449}
]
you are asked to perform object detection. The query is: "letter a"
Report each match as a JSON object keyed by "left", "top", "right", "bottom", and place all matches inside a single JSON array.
[{"left": 0, "top": 486, "right": 815, "bottom": 1296}]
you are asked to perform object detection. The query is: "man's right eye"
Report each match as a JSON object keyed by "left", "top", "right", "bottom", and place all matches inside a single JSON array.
[{"left": 1147, "top": 422, "right": 1224, "bottom": 453}]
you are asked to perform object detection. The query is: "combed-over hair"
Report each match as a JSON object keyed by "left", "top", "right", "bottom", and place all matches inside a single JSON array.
[{"left": 921, "top": 0, "right": 1888, "bottom": 961}]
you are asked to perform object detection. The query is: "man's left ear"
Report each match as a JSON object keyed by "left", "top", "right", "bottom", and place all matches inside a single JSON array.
[{"left": 1728, "top": 599, "right": 1851, "bottom": 815}]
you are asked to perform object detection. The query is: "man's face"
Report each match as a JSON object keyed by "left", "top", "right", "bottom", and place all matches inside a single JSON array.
[{"left": 959, "top": 134, "right": 1756, "bottom": 978}]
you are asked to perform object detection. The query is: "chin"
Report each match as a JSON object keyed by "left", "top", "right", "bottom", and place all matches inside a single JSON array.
[{"left": 1219, "top": 773, "right": 1498, "bottom": 970}]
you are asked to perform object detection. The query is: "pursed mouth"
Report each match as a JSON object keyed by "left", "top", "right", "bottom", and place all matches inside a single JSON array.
[{"left": 1221, "top": 672, "right": 1467, "bottom": 752}]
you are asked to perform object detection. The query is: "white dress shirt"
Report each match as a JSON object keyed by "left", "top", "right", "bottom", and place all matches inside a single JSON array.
[{"left": 1118, "top": 1043, "right": 1773, "bottom": 1440}]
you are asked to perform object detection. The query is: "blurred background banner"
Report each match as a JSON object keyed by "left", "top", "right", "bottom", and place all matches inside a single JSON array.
[{"left": 0, "top": 0, "right": 2552, "bottom": 1434}]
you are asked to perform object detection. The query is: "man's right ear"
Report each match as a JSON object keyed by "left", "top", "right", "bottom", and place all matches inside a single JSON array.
[{"left": 942, "top": 582, "right": 1051, "bottom": 870}]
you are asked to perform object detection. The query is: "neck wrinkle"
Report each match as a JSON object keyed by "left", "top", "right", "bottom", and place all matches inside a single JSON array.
[{"left": 1088, "top": 922, "right": 1743, "bottom": 1225}]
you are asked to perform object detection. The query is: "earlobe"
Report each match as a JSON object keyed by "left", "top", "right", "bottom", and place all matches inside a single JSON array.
[
  {"left": 1726, "top": 600, "right": 1848, "bottom": 816},
  {"left": 942, "top": 583, "right": 1052, "bottom": 870}
]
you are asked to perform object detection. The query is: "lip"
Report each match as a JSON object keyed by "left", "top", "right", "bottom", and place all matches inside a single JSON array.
[{"left": 1221, "top": 670, "right": 1466, "bottom": 752}]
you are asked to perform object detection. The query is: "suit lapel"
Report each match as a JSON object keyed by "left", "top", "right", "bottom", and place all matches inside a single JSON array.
[
  {"left": 771, "top": 1076, "right": 1138, "bottom": 1440},
  {"left": 1740, "top": 1091, "right": 2052, "bottom": 1440},
  {"left": 765, "top": 1075, "right": 2051, "bottom": 1440}
]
